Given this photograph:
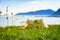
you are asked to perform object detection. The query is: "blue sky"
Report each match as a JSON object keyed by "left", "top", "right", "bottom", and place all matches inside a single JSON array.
[{"left": 0, "top": 0, "right": 60, "bottom": 14}]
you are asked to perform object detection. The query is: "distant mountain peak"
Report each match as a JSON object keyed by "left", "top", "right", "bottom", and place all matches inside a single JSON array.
[
  {"left": 57, "top": 8, "right": 60, "bottom": 12},
  {"left": 46, "top": 9, "right": 54, "bottom": 11},
  {"left": 51, "top": 8, "right": 60, "bottom": 17},
  {"left": 55, "top": 8, "right": 60, "bottom": 14}
]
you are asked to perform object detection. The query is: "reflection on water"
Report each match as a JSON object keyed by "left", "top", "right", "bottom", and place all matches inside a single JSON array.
[{"left": 0, "top": 15, "right": 60, "bottom": 27}]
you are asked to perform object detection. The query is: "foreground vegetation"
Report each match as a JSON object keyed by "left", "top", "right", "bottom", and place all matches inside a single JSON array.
[{"left": 0, "top": 25, "right": 60, "bottom": 40}]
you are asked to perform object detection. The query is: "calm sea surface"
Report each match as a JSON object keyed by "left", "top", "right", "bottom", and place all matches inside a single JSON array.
[{"left": 0, "top": 15, "right": 60, "bottom": 27}]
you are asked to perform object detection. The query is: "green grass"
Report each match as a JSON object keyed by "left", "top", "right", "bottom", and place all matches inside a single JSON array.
[{"left": 0, "top": 25, "right": 60, "bottom": 40}]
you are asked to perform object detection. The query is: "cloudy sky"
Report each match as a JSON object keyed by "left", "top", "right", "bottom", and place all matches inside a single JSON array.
[{"left": 0, "top": 0, "right": 60, "bottom": 14}]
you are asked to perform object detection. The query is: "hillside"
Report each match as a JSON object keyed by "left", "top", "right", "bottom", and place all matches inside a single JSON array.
[
  {"left": 16, "top": 9, "right": 55, "bottom": 16},
  {"left": 51, "top": 8, "right": 60, "bottom": 17}
]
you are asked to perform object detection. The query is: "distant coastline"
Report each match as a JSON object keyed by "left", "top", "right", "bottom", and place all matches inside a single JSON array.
[{"left": 16, "top": 8, "right": 60, "bottom": 17}]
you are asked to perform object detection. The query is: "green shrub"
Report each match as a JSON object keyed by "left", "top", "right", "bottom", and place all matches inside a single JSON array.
[{"left": 0, "top": 25, "right": 60, "bottom": 40}]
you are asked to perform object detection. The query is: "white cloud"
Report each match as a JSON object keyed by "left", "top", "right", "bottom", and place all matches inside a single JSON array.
[
  {"left": 1, "top": 0, "right": 60, "bottom": 14},
  {"left": 16, "top": 1, "right": 60, "bottom": 12},
  {"left": 28, "top": 1, "right": 60, "bottom": 10},
  {"left": 10, "top": 1, "right": 60, "bottom": 14}
]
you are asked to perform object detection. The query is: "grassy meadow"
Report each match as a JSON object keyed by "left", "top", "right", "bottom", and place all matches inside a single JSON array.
[{"left": 0, "top": 25, "right": 60, "bottom": 40}]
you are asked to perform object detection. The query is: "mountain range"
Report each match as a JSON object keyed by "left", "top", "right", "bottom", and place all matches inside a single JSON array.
[
  {"left": 51, "top": 8, "right": 60, "bottom": 17},
  {"left": 16, "top": 9, "right": 55, "bottom": 15},
  {"left": 16, "top": 8, "right": 60, "bottom": 17}
]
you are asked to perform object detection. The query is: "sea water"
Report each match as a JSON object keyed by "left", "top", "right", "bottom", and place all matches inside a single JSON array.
[{"left": 0, "top": 15, "right": 60, "bottom": 27}]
